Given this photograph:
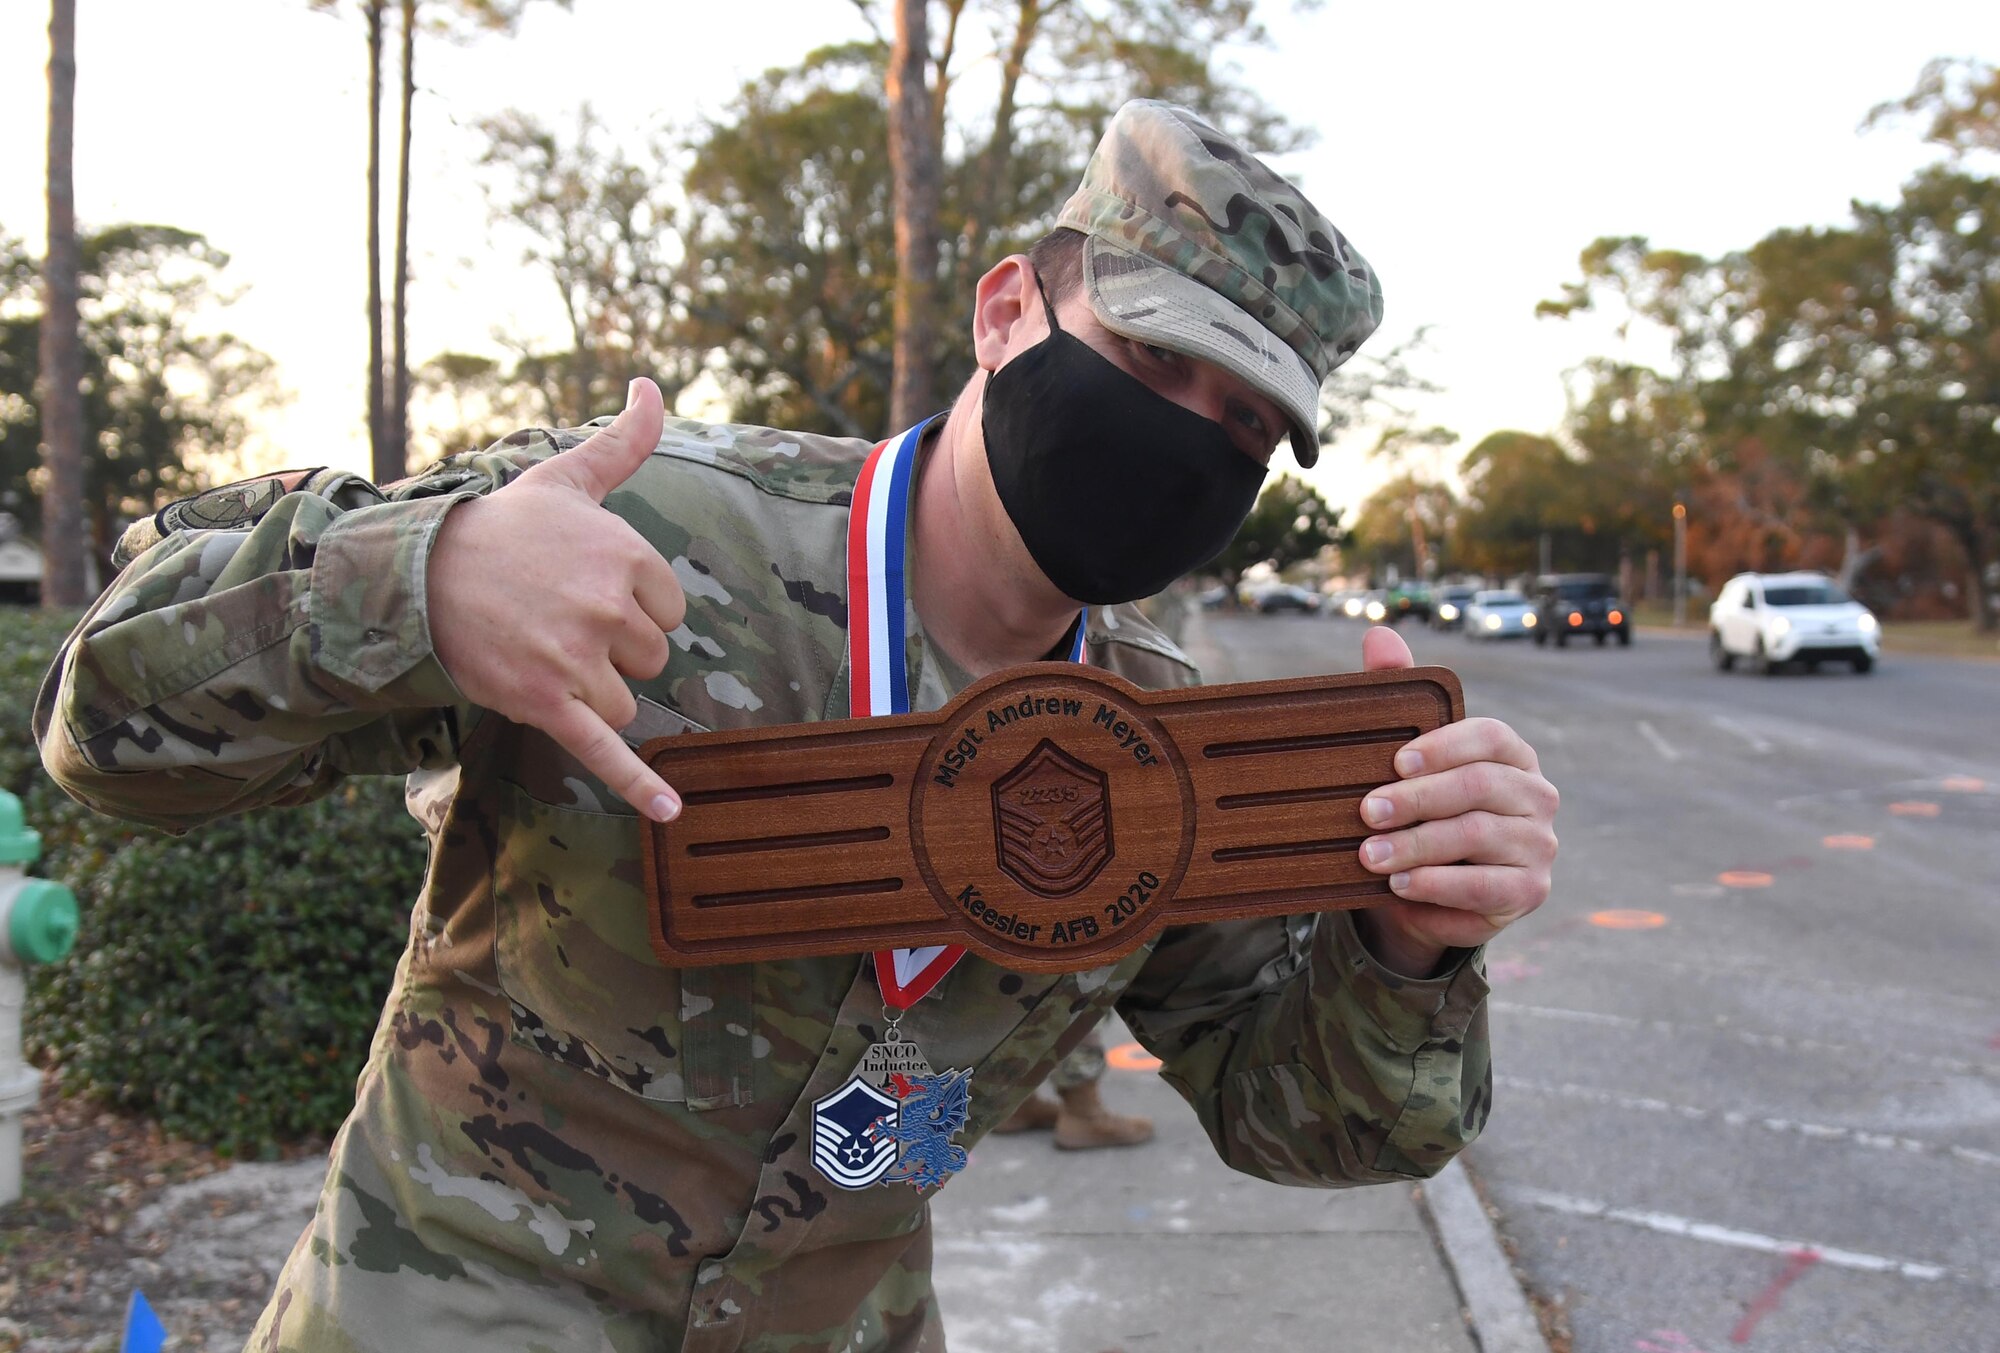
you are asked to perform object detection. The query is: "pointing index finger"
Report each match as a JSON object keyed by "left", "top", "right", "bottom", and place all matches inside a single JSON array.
[{"left": 545, "top": 697, "right": 682, "bottom": 822}]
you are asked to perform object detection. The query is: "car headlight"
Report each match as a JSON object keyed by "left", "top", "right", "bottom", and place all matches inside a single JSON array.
[
  {"left": 1483, "top": 614, "right": 1500, "bottom": 630},
  {"left": 1858, "top": 612, "right": 1878, "bottom": 633},
  {"left": 1770, "top": 616, "right": 1791, "bottom": 638},
  {"left": 1365, "top": 601, "right": 1386, "bottom": 621},
  {"left": 1343, "top": 598, "right": 1363, "bottom": 617},
  {"left": 1439, "top": 604, "right": 1459, "bottom": 621},
  {"left": 1522, "top": 613, "right": 1536, "bottom": 627}
]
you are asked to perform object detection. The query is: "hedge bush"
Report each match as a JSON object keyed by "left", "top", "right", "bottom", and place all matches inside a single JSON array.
[{"left": 4, "top": 606, "right": 422, "bottom": 1156}]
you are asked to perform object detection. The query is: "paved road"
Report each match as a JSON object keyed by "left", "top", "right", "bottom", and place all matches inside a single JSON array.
[{"left": 1187, "top": 611, "right": 2000, "bottom": 1353}]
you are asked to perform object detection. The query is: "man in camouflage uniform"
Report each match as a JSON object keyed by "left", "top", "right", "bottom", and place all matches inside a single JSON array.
[{"left": 36, "top": 102, "right": 1557, "bottom": 1351}]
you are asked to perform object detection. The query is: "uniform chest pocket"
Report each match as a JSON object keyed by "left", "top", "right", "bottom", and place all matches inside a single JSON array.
[{"left": 491, "top": 779, "right": 755, "bottom": 1110}]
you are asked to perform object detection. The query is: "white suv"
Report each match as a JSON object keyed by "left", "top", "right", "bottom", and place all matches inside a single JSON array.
[{"left": 1708, "top": 572, "right": 1880, "bottom": 675}]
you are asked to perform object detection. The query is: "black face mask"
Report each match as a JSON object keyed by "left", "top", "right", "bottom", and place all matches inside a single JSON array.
[{"left": 981, "top": 282, "right": 1268, "bottom": 605}]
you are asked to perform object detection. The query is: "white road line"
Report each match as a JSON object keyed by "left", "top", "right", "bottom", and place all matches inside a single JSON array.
[
  {"left": 1507, "top": 1186, "right": 1952, "bottom": 1282},
  {"left": 1635, "top": 719, "right": 1680, "bottom": 761},
  {"left": 1494, "top": 1076, "right": 2000, "bottom": 1172},
  {"left": 1708, "top": 713, "right": 1772, "bottom": 753},
  {"left": 1491, "top": 1000, "right": 2000, "bottom": 1080}
]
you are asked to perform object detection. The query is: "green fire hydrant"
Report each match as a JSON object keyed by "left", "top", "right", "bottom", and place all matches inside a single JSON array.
[{"left": 1, "top": 789, "right": 78, "bottom": 1207}]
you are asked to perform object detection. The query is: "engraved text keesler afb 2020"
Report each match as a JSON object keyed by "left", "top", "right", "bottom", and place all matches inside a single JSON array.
[{"left": 638, "top": 663, "right": 1463, "bottom": 974}]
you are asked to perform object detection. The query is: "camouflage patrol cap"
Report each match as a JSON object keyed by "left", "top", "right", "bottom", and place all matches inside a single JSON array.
[{"left": 1055, "top": 100, "right": 1383, "bottom": 467}]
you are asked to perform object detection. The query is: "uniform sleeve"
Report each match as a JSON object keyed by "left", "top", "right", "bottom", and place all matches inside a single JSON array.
[
  {"left": 32, "top": 434, "right": 574, "bottom": 832},
  {"left": 1118, "top": 908, "right": 1491, "bottom": 1188}
]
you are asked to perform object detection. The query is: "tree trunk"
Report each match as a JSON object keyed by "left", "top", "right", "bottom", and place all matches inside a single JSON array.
[
  {"left": 366, "top": 0, "right": 390, "bottom": 484},
  {"left": 957, "top": 0, "right": 1040, "bottom": 276},
  {"left": 1965, "top": 528, "right": 1997, "bottom": 634},
  {"left": 929, "top": 0, "right": 966, "bottom": 158},
  {"left": 886, "top": 0, "right": 940, "bottom": 431},
  {"left": 391, "top": 0, "right": 415, "bottom": 478},
  {"left": 39, "top": 0, "right": 88, "bottom": 608}
]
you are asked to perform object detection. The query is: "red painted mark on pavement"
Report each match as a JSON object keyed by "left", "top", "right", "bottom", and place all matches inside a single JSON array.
[
  {"left": 1487, "top": 958, "right": 1543, "bottom": 984},
  {"left": 1717, "top": 871, "right": 1775, "bottom": 889},
  {"left": 1730, "top": 1248, "right": 1821, "bottom": 1343},
  {"left": 1987, "top": 1031, "right": 2000, "bottom": 1052},
  {"left": 1888, "top": 801, "right": 1942, "bottom": 817},
  {"left": 1941, "top": 776, "right": 1986, "bottom": 792},
  {"left": 1821, "top": 834, "right": 1875, "bottom": 850}
]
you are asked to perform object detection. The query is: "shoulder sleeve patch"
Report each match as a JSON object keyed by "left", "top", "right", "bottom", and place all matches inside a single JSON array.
[{"left": 115, "top": 469, "right": 337, "bottom": 567}]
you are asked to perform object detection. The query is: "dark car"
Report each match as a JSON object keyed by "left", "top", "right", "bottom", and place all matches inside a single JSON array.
[
  {"left": 1531, "top": 573, "right": 1630, "bottom": 647},
  {"left": 1429, "top": 584, "right": 1479, "bottom": 631},
  {"left": 1248, "top": 582, "right": 1321, "bottom": 614}
]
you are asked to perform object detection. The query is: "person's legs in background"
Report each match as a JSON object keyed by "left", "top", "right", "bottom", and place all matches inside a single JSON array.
[{"left": 992, "top": 1028, "right": 1153, "bottom": 1149}]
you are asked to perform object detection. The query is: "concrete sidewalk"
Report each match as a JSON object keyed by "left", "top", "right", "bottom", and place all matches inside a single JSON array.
[{"left": 930, "top": 1017, "right": 1514, "bottom": 1353}]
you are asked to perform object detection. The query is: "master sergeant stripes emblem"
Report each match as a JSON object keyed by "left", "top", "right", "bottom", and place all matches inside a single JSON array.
[
  {"left": 992, "top": 739, "right": 1113, "bottom": 897},
  {"left": 811, "top": 1078, "right": 901, "bottom": 1190}
]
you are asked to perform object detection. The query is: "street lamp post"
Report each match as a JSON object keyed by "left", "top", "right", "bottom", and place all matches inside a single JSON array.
[{"left": 1672, "top": 502, "right": 1687, "bottom": 627}]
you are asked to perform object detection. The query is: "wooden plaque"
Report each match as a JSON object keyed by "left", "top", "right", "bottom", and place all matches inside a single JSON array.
[{"left": 639, "top": 663, "right": 1462, "bottom": 973}]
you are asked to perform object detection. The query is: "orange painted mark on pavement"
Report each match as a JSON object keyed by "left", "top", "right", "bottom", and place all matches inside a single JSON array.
[
  {"left": 1590, "top": 909, "right": 1668, "bottom": 930},
  {"left": 1106, "top": 1042, "right": 1162, "bottom": 1072},
  {"left": 1717, "top": 871, "right": 1774, "bottom": 889},
  {"left": 1888, "top": 801, "right": 1941, "bottom": 817},
  {"left": 1941, "top": 776, "right": 1986, "bottom": 792},
  {"left": 1821, "top": 834, "right": 1875, "bottom": 850}
]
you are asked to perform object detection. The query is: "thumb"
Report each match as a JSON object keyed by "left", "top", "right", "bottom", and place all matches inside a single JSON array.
[
  {"left": 1361, "top": 623, "right": 1415, "bottom": 672},
  {"left": 531, "top": 378, "right": 665, "bottom": 501}
]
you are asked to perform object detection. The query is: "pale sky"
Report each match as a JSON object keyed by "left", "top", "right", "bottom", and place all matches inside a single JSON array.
[{"left": 1, "top": 1, "right": 1989, "bottom": 514}]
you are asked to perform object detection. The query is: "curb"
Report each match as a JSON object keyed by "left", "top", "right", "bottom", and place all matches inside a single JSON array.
[{"left": 1419, "top": 1156, "right": 1552, "bottom": 1353}]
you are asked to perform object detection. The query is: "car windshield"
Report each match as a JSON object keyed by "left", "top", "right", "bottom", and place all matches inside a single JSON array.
[
  {"left": 1555, "top": 580, "right": 1613, "bottom": 600},
  {"left": 1478, "top": 591, "right": 1524, "bottom": 605},
  {"left": 1763, "top": 582, "right": 1851, "bottom": 606}
]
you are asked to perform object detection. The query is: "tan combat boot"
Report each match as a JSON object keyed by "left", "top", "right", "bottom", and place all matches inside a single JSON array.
[
  {"left": 992, "top": 1092, "right": 1060, "bottom": 1134},
  {"left": 1052, "top": 1082, "right": 1154, "bottom": 1150}
]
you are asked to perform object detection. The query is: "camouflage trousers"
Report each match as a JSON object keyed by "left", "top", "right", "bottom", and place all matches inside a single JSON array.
[{"left": 1047, "top": 1027, "right": 1108, "bottom": 1092}]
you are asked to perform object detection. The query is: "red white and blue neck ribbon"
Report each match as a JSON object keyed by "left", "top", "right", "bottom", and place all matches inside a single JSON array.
[{"left": 848, "top": 418, "right": 1086, "bottom": 1008}]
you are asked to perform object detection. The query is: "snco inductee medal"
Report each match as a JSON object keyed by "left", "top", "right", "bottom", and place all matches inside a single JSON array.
[{"left": 810, "top": 1019, "right": 973, "bottom": 1192}]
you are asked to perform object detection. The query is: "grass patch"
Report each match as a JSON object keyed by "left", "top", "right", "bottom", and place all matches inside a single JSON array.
[{"left": 1876, "top": 619, "right": 2000, "bottom": 660}]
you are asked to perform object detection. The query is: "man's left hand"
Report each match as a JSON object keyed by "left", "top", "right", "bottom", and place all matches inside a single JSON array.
[{"left": 1351, "top": 625, "right": 1559, "bottom": 975}]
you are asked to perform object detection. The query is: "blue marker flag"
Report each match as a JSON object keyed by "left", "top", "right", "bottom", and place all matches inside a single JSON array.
[{"left": 122, "top": 1290, "right": 167, "bottom": 1353}]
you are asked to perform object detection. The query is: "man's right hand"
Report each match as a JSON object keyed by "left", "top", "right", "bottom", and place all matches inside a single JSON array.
[{"left": 428, "top": 378, "right": 686, "bottom": 822}]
